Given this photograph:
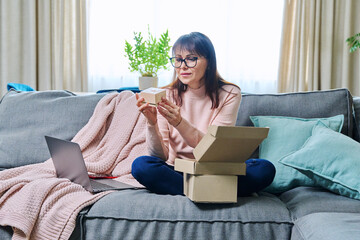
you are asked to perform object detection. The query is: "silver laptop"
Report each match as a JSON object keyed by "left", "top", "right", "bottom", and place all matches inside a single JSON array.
[{"left": 45, "top": 135, "right": 138, "bottom": 193}]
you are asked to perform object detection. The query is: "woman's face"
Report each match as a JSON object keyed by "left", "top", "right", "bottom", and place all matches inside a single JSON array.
[{"left": 173, "top": 49, "right": 208, "bottom": 89}]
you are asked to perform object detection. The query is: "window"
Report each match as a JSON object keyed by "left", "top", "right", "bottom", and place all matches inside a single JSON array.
[{"left": 88, "top": 0, "right": 284, "bottom": 93}]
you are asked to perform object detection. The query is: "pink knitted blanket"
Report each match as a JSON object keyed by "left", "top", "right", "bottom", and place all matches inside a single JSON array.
[{"left": 0, "top": 91, "right": 147, "bottom": 240}]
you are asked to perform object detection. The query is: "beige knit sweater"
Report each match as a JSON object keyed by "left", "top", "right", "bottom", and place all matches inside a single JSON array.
[{"left": 0, "top": 91, "right": 147, "bottom": 240}]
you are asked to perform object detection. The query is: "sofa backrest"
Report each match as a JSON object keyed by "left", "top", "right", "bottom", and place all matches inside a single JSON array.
[
  {"left": 353, "top": 97, "right": 360, "bottom": 142},
  {"left": 236, "top": 88, "right": 354, "bottom": 138},
  {"left": 1, "top": 88, "right": 357, "bottom": 171},
  {"left": 0, "top": 90, "right": 104, "bottom": 170}
]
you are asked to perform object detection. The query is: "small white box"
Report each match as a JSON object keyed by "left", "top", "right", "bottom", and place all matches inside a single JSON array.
[{"left": 140, "top": 87, "right": 166, "bottom": 106}]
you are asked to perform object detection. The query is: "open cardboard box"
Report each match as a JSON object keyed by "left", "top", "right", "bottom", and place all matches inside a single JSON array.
[
  {"left": 175, "top": 125, "right": 269, "bottom": 203},
  {"left": 193, "top": 125, "right": 269, "bottom": 162}
]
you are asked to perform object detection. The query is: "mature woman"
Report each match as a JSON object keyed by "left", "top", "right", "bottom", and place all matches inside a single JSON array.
[{"left": 132, "top": 32, "right": 275, "bottom": 196}]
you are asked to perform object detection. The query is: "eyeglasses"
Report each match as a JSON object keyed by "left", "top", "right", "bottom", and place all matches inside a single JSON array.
[{"left": 169, "top": 57, "right": 198, "bottom": 68}]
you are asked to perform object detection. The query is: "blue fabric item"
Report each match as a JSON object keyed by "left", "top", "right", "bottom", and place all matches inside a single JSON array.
[
  {"left": 238, "top": 159, "right": 276, "bottom": 196},
  {"left": 131, "top": 156, "right": 184, "bottom": 195},
  {"left": 131, "top": 156, "right": 275, "bottom": 197},
  {"left": 7, "top": 83, "right": 34, "bottom": 91},
  {"left": 96, "top": 87, "right": 140, "bottom": 94},
  {"left": 279, "top": 121, "right": 360, "bottom": 200}
]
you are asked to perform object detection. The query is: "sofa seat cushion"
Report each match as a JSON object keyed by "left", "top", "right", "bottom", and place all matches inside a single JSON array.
[
  {"left": 280, "top": 187, "right": 360, "bottom": 221},
  {"left": 0, "top": 90, "right": 104, "bottom": 169},
  {"left": 0, "top": 226, "right": 12, "bottom": 240},
  {"left": 291, "top": 212, "right": 360, "bottom": 240},
  {"left": 80, "top": 189, "right": 293, "bottom": 240}
]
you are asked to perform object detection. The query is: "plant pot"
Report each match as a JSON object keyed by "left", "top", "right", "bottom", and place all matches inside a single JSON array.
[{"left": 139, "top": 76, "right": 158, "bottom": 90}]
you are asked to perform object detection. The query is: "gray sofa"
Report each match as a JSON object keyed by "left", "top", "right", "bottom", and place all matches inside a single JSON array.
[{"left": 1, "top": 88, "right": 360, "bottom": 240}]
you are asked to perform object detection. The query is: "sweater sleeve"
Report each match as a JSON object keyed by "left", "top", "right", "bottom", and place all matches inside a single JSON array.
[
  {"left": 146, "top": 114, "right": 170, "bottom": 160},
  {"left": 175, "top": 85, "right": 242, "bottom": 148},
  {"left": 210, "top": 86, "right": 242, "bottom": 126},
  {"left": 175, "top": 118, "right": 205, "bottom": 148}
]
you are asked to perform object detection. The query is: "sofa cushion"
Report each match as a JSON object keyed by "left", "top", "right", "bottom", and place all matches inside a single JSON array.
[
  {"left": 80, "top": 189, "right": 293, "bottom": 240},
  {"left": 237, "top": 88, "right": 353, "bottom": 138},
  {"left": 291, "top": 212, "right": 360, "bottom": 240},
  {"left": 280, "top": 186, "right": 360, "bottom": 221},
  {"left": 250, "top": 115, "right": 343, "bottom": 193},
  {"left": 0, "top": 226, "right": 12, "bottom": 240},
  {"left": 279, "top": 121, "right": 360, "bottom": 200},
  {"left": 353, "top": 97, "right": 360, "bottom": 142},
  {"left": 0, "top": 90, "right": 104, "bottom": 169}
]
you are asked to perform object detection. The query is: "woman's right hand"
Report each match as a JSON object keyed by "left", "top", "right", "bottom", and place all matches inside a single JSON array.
[{"left": 136, "top": 93, "right": 157, "bottom": 125}]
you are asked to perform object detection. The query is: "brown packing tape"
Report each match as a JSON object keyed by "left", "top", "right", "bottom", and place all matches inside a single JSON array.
[{"left": 174, "top": 158, "right": 246, "bottom": 175}]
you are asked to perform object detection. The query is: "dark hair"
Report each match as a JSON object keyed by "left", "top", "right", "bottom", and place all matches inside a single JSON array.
[{"left": 166, "top": 32, "right": 238, "bottom": 108}]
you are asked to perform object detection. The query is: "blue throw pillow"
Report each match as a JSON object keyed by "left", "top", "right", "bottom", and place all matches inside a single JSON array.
[
  {"left": 250, "top": 115, "right": 344, "bottom": 193},
  {"left": 279, "top": 121, "right": 360, "bottom": 200}
]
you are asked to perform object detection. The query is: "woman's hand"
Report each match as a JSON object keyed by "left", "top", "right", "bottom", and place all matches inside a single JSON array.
[
  {"left": 157, "top": 97, "right": 182, "bottom": 127},
  {"left": 136, "top": 93, "right": 157, "bottom": 125}
]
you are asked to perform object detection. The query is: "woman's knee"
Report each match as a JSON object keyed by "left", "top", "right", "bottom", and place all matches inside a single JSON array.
[
  {"left": 132, "top": 156, "right": 153, "bottom": 178},
  {"left": 131, "top": 155, "right": 165, "bottom": 180},
  {"left": 245, "top": 159, "right": 276, "bottom": 183}
]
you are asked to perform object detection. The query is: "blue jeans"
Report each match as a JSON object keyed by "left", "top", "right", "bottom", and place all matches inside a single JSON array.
[{"left": 132, "top": 156, "right": 276, "bottom": 197}]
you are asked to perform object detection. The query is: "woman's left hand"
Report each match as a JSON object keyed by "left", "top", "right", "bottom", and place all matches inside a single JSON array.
[{"left": 157, "top": 97, "right": 182, "bottom": 127}]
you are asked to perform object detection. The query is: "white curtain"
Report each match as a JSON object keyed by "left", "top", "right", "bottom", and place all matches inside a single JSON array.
[
  {"left": 278, "top": 0, "right": 360, "bottom": 95},
  {"left": 87, "top": 0, "right": 284, "bottom": 94},
  {"left": 0, "top": 0, "right": 88, "bottom": 97}
]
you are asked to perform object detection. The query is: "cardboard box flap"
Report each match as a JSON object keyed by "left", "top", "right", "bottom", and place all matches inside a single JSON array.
[
  {"left": 208, "top": 125, "right": 269, "bottom": 139},
  {"left": 174, "top": 158, "right": 246, "bottom": 175},
  {"left": 193, "top": 126, "right": 269, "bottom": 162}
]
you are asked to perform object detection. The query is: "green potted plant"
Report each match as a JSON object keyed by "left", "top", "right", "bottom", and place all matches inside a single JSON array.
[
  {"left": 125, "top": 27, "right": 171, "bottom": 90},
  {"left": 346, "top": 32, "right": 360, "bottom": 53}
]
